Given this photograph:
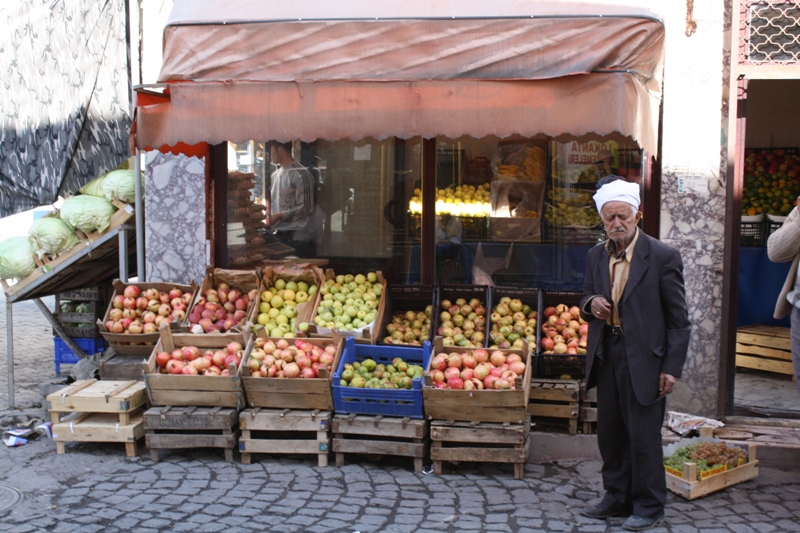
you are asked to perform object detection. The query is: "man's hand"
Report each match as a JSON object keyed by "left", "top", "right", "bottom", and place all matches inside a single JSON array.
[
  {"left": 590, "top": 296, "right": 612, "bottom": 321},
  {"left": 659, "top": 373, "right": 676, "bottom": 396},
  {"left": 269, "top": 212, "right": 283, "bottom": 226}
]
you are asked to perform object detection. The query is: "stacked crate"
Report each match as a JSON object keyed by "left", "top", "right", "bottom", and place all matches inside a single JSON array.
[{"left": 53, "top": 287, "right": 109, "bottom": 374}]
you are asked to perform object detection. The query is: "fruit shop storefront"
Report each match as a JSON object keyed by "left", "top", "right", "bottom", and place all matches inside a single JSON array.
[{"left": 132, "top": 0, "right": 665, "bottom": 298}]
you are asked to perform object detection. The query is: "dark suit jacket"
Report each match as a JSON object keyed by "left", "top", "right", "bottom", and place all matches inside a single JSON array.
[{"left": 580, "top": 230, "right": 691, "bottom": 406}]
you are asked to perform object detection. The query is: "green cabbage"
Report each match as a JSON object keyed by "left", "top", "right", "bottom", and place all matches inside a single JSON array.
[
  {"left": 102, "top": 170, "right": 140, "bottom": 204},
  {"left": 75, "top": 303, "right": 92, "bottom": 313},
  {"left": 59, "top": 195, "right": 117, "bottom": 234},
  {"left": 0, "top": 236, "right": 37, "bottom": 280},
  {"left": 28, "top": 216, "right": 80, "bottom": 258},
  {"left": 79, "top": 174, "right": 108, "bottom": 198}
]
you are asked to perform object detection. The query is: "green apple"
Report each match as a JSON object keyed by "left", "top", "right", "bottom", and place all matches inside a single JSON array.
[
  {"left": 298, "top": 322, "right": 309, "bottom": 332},
  {"left": 270, "top": 295, "right": 284, "bottom": 308},
  {"left": 367, "top": 272, "right": 378, "bottom": 283},
  {"left": 259, "top": 301, "right": 271, "bottom": 314},
  {"left": 274, "top": 279, "right": 286, "bottom": 290},
  {"left": 308, "top": 285, "right": 317, "bottom": 296},
  {"left": 268, "top": 308, "right": 281, "bottom": 319},
  {"left": 257, "top": 313, "right": 270, "bottom": 325},
  {"left": 295, "top": 291, "right": 309, "bottom": 303},
  {"left": 297, "top": 281, "right": 309, "bottom": 293}
]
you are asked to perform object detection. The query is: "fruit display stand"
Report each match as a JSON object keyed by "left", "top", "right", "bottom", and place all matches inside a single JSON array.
[
  {"left": 438, "top": 284, "right": 491, "bottom": 347},
  {"left": 144, "top": 406, "right": 240, "bottom": 463},
  {"left": 735, "top": 324, "right": 794, "bottom": 378},
  {"left": 663, "top": 430, "right": 759, "bottom": 500},
  {"left": 239, "top": 329, "right": 343, "bottom": 410},
  {"left": 579, "top": 383, "right": 598, "bottom": 434},
  {"left": 307, "top": 270, "right": 387, "bottom": 344},
  {"left": 528, "top": 378, "right": 580, "bottom": 435},
  {"left": 537, "top": 290, "right": 587, "bottom": 380},
  {"left": 332, "top": 337, "right": 431, "bottom": 419},
  {"left": 239, "top": 408, "right": 332, "bottom": 467},
  {"left": 423, "top": 338, "right": 532, "bottom": 424},
  {"left": 332, "top": 414, "right": 429, "bottom": 473},
  {"left": 430, "top": 418, "right": 530, "bottom": 480},
  {"left": 47, "top": 380, "right": 148, "bottom": 456},
  {"left": 487, "top": 286, "right": 540, "bottom": 350},
  {"left": 97, "top": 280, "right": 198, "bottom": 356},
  {"left": 376, "top": 284, "right": 438, "bottom": 347},
  {"left": 254, "top": 263, "right": 325, "bottom": 336},
  {"left": 142, "top": 327, "right": 250, "bottom": 408}
]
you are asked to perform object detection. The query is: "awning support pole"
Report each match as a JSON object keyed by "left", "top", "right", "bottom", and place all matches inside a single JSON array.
[
  {"left": 6, "top": 298, "right": 14, "bottom": 409},
  {"left": 135, "top": 149, "right": 145, "bottom": 281},
  {"left": 119, "top": 226, "right": 129, "bottom": 283},
  {"left": 33, "top": 299, "right": 87, "bottom": 360}
]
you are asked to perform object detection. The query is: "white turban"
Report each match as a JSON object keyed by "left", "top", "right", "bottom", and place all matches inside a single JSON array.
[{"left": 593, "top": 179, "right": 640, "bottom": 214}]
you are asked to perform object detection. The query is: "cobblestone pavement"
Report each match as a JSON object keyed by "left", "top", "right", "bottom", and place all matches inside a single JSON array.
[{"left": 0, "top": 295, "right": 799, "bottom": 532}]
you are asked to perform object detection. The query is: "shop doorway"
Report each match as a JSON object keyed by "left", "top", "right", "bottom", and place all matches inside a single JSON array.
[{"left": 734, "top": 79, "right": 800, "bottom": 418}]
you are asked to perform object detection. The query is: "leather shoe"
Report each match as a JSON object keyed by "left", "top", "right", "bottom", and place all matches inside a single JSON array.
[
  {"left": 580, "top": 501, "right": 632, "bottom": 519},
  {"left": 622, "top": 512, "right": 665, "bottom": 531}
]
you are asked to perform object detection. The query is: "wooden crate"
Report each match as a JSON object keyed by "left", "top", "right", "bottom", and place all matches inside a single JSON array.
[
  {"left": 735, "top": 325, "right": 794, "bottom": 378},
  {"left": 142, "top": 328, "right": 249, "bottom": 408},
  {"left": 239, "top": 333, "right": 343, "bottom": 410},
  {"left": 144, "top": 406, "right": 240, "bottom": 463},
  {"left": 99, "top": 352, "right": 145, "bottom": 381},
  {"left": 422, "top": 338, "right": 532, "bottom": 424},
  {"left": 430, "top": 418, "right": 530, "bottom": 480},
  {"left": 332, "top": 414, "right": 429, "bottom": 473},
  {"left": 239, "top": 408, "right": 331, "bottom": 467},
  {"left": 579, "top": 384, "right": 597, "bottom": 434},
  {"left": 47, "top": 380, "right": 148, "bottom": 457},
  {"left": 528, "top": 378, "right": 580, "bottom": 435},
  {"left": 665, "top": 445, "right": 759, "bottom": 500}
]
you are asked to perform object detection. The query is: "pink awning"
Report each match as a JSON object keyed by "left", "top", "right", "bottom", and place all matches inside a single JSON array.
[{"left": 136, "top": 1, "right": 665, "bottom": 153}]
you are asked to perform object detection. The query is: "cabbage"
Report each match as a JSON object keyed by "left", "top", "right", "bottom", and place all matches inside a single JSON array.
[
  {"left": 0, "top": 236, "right": 37, "bottom": 280},
  {"left": 79, "top": 174, "right": 108, "bottom": 198},
  {"left": 59, "top": 195, "right": 117, "bottom": 234},
  {"left": 102, "top": 170, "right": 140, "bottom": 204},
  {"left": 28, "top": 216, "right": 80, "bottom": 258},
  {"left": 75, "top": 303, "right": 92, "bottom": 313}
]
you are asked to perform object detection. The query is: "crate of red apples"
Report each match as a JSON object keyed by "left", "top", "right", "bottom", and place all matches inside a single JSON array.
[{"left": 422, "top": 337, "right": 532, "bottom": 424}]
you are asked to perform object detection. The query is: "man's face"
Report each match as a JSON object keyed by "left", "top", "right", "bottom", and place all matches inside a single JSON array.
[
  {"left": 270, "top": 144, "right": 280, "bottom": 165},
  {"left": 601, "top": 201, "right": 641, "bottom": 248}
]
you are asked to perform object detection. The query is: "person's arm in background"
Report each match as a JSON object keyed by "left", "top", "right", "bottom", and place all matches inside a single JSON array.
[{"left": 768, "top": 196, "right": 800, "bottom": 263}]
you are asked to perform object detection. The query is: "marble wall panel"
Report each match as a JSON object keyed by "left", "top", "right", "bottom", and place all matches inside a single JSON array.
[{"left": 144, "top": 151, "right": 207, "bottom": 285}]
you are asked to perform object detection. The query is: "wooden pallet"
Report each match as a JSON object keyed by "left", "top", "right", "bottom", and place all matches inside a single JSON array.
[
  {"left": 47, "top": 379, "right": 148, "bottom": 456},
  {"left": 143, "top": 406, "right": 240, "bottom": 463},
  {"left": 332, "top": 414, "right": 429, "bottom": 473},
  {"left": 736, "top": 324, "right": 795, "bottom": 379},
  {"left": 528, "top": 379, "right": 580, "bottom": 435},
  {"left": 239, "top": 408, "right": 331, "bottom": 467},
  {"left": 665, "top": 444, "right": 759, "bottom": 500},
  {"left": 579, "top": 384, "right": 597, "bottom": 434},
  {"left": 430, "top": 418, "right": 530, "bottom": 480}
]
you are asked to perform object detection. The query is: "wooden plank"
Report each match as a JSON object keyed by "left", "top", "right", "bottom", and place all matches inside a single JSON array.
[
  {"left": 143, "top": 407, "right": 238, "bottom": 430},
  {"left": 735, "top": 354, "right": 794, "bottom": 375},
  {"left": 431, "top": 442, "right": 527, "bottom": 464},
  {"left": 528, "top": 403, "right": 579, "bottom": 419},
  {"left": 48, "top": 383, "right": 148, "bottom": 414},
  {"left": 430, "top": 421, "right": 528, "bottom": 444},
  {"left": 145, "top": 374, "right": 243, "bottom": 393},
  {"left": 239, "top": 409, "right": 332, "bottom": 432},
  {"left": 332, "top": 438, "right": 426, "bottom": 458},
  {"left": 528, "top": 388, "right": 579, "bottom": 403},
  {"left": 52, "top": 411, "right": 144, "bottom": 444},
  {"left": 242, "top": 389, "right": 333, "bottom": 411},
  {"left": 735, "top": 343, "right": 792, "bottom": 361},
  {"left": 239, "top": 438, "right": 328, "bottom": 455},
  {"left": 332, "top": 415, "right": 427, "bottom": 439},
  {"left": 148, "top": 389, "right": 244, "bottom": 409},
  {"left": 146, "top": 433, "right": 236, "bottom": 449},
  {"left": 737, "top": 324, "right": 790, "bottom": 338},
  {"left": 580, "top": 406, "right": 598, "bottom": 423},
  {"left": 422, "top": 389, "right": 527, "bottom": 424}
]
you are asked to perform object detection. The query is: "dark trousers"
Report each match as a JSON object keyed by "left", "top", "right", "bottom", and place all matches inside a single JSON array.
[
  {"left": 596, "top": 327, "right": 666, "bottom": 518},
  {"left": 275, "top": 231, "right": 316, "bottom": 258}
]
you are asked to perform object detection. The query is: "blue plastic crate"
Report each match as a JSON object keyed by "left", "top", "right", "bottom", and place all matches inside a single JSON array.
[
  {"left": 53, "top": 336, "right": 107, "bottom": 374},
  {"left": 332, "top": 337, "right": 431, "bottom": 418}
]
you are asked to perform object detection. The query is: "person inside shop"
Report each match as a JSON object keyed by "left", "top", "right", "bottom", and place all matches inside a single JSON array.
[
  {"left": 579, "top": 177, "right": 690, "bottom": 531},
  {"left": 435, "top": 214, "right": 473, "bottom": 282},
  {"left": 267, "top": 140, "right": 317, "bottom": 258},
  {"left": 766, "top": 194, "right": 800, "bottom": 394}
]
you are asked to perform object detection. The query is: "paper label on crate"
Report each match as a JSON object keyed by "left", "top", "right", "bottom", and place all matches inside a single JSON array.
[{"left": 125, "top": 204, "right": 134, "bottom": 214}]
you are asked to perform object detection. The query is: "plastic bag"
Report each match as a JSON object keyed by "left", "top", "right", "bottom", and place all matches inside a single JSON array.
[
  {"left": 28, "top": 216, "right": 80, "bottom": 259},
  {"left": 472, "top": 242, "right": 513, "bottom": 286},
  {"left": 102, "top": 169, "right": 139, "bottom": 204},
  {"left": 0, "top": 236, "right": 37, "bottom": 280},
  {"left": 79, "top": 174, "right": 108, "bottom": 198},
  {"left": 59, "top": 195, "right": 117, "bottom": 234}
]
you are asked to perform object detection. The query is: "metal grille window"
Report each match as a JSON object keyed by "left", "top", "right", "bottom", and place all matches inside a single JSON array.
[{"left": 739, "top": 1, "right": 800, "bottom": 63}]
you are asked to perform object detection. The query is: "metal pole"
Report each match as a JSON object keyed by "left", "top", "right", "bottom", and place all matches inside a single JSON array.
[
  {"left": 135, "top": 149, "right": 145, "bottom": 281},
  {"left": 119, "top": 227, "right": 129, "bottom": 283},
  {"left": 6, "top": 298, "right": 14, "bottom": 409}
]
